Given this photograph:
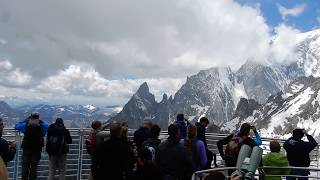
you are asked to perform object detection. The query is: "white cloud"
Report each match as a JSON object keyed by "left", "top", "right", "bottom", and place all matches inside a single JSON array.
[
  {"left": 0, "top": 0, "right": 305, "bottom": 105},
  {"left": 276, "top": 3, "right": 306, "bottom": 20},
  {"left": 0, "top": 60, "right": 31, "bottom": 87},
  {"left": 269, "top": 24, "right": 301, "bottom": 63},
  {"left": 0, "top": 59, "right": 12, "bottom": 71},
  {"left": 36, "top": 64, "right": 185, "bottom": 104}
]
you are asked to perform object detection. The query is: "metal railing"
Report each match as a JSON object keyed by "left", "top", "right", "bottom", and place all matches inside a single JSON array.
[
  {"left": 2, "top": 129, "right": 320, "bottom": 180},
  {"left": 192, "top": 166, "right": 320, "bottom": 180}
]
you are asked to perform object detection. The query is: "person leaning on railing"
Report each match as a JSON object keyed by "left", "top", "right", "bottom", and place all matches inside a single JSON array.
[{"left": 217, "top": 123, "right": 262, "bottom": 175}]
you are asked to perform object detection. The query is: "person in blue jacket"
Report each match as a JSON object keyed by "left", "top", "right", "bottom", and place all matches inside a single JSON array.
[
  {"left": 15, "top": 112, "right": 48, "bottom": 180},
  {"left": 174, "top": 114, "right": 190, "bottom": 139}
]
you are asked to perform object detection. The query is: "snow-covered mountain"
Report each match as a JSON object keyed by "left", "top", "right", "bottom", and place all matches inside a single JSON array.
[
  {"left": 0, "top": 101, "right": 20, "bottom": 127},
  {"left": 226, "top": 76, "right": 320, "bottom": 138},
  {"left": 0, "top": 103, "right": 121, "bottom": 128},
  {"left": 114, "top": 29, "right": 320, "bottom": 130}
]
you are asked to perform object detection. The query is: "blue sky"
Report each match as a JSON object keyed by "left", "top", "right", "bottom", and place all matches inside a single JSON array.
[{"left": 237, "top": 0, "right": 320, "bottom": 32}]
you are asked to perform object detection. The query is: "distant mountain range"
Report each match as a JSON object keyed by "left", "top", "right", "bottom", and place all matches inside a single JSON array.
[
  {"left": 113, "top": 29, "right": 320, "bottom": 138},
  {"left": 0, "top": 101, "right": 122, "bottom": 128}
]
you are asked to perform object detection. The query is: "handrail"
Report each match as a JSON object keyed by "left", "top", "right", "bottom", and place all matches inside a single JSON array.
[
  {"left": 2, "top": 128, "right": 320, "bottom": 180},
  {"left": 192, "top": 166, "right": 320, "bottom": 180}
]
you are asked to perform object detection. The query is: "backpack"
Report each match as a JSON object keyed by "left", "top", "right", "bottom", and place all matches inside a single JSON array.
[
  {"left": 225, "top": 134, "right": 248, "bottom": 159},
  {"left": 86, "top": 132, "right": 97, "bottom": 156},
  {"left": 22, "top": 119, "right": 44, "bottom": 151},
  {"left": 46, "top": 135, "right": 66, "bottom": 156},
  {"left": 46, "top": 124, "right": 68, "bottom": 156}
]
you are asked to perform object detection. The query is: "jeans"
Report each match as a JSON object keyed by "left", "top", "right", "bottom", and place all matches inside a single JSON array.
[
  {"left": 21, "top": 150, "right": 41, "bottom": 180},
  {"left": 286, "top": 169, "right": 309, "bottom": 180},
  {"left": 48, "top": 154, "right": 67, "bottom": 180}
]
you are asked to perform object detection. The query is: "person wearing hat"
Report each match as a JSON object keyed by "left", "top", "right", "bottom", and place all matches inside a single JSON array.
[{"left": 15, "top": 112, "right": 49, "bottom": 180}]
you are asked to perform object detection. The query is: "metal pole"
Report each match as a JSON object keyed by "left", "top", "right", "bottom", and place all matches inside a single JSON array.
[
  {"left": 13, "top": 131, "right": 20, "bottom": 180},
  {"left": 77, "top": 129, "right": 84, "bottom": 180}
]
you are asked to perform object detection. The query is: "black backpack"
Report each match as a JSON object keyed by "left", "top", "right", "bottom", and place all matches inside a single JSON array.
[
  {"left": 46, "top": 124, "right": 68, "bottom": 156},
  {"left": 22, "top": 119, "right": 44, "bottom": 151}
]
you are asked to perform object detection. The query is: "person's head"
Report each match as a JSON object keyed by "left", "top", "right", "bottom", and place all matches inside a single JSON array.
[
  {"left": 150, "top": 124, "right": 161, "bottom": 138},
  {"left": 55, "top": 117, "right": 64, "bottom": 125},
  {"left": 239, "top": 123, "right": 251, "bottom": 136},
  {"left": 204, "top": 171, "right": 226, "bottom": 180},
  {"left": 186, "top": 124, "right": 197, "bottom": 139},
  {"left": 120, "top": 122, "right": 129, "bottom": 141},
  {"left": 292, "top": 128, "right": 304, "bottom": 140},
  {"left": 177, "top": 114, "right": 184, "bottom": 121},
  {"left": 31, "top": 112, "right": 39, "bottom": 119},
  {"left": 168, "top": 124, "right": 179, "bottom": 139},
  {"left": 269, "top": 140, "right": 281, "bottom": 153},
  {"left": 143, "top": 119, "right": 152, "bottom": 129},
  {"left": 0, "top": 118, "right": 4, "bottom": 135},
  {"left": 110, "top": 122, "right": 122, "bottom": 138},
  {"left": 91, "top": 121, "right": 102, "bottom": 130},
  {"left": 200, "top": 117, "right": 209, "bottom": 127}
]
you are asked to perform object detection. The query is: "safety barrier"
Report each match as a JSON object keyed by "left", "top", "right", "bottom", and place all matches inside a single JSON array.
[
  {"left": 192, "top": 166, "right": 320, "bottom": 180},
  {"left": 2, "top": 128, "right": 320, "bottom": 180}
]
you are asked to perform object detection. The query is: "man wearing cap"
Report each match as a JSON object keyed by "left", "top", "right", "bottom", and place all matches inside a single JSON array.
[
  {"left": 15, "top": 112, "right": 49, "bottom": 180},
  {"left": 0, "top": 118, "right": 16, "bottom": 166}
]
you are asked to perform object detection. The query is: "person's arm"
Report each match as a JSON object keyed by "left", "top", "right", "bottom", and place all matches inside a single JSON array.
[
  {"left": 0, "top": 139, "right": 16, "bottom": 163},
  {"left": 305, "top": 134, "right": 318, "bottom": 152},
  {"left": 15, "top": 119, "right": 27, "bottom": 133},
  {"left": 252, "top": 127, "right": 262, "bottom": 146},
  {"left": 217, "top": 134, "right": 233, "bottom": 159},
  {"left": 40, "top": 121, "right": 49, "bottom": 136},
  {"left": 65, "top": 129, "right": 72, "bottom": 144},
  {"left": 197, "top": 140, "right": 207, "bottom": 169}
]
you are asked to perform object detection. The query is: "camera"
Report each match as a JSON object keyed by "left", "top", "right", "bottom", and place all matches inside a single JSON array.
[{"left": 235, "top": 144, "right": 263, "bottom": 180}]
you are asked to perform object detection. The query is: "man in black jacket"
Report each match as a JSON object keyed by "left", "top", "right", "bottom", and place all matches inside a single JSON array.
[
  {"left": 94, "top": 122, "right": 135, "bottom": 180},
  {"left": 196, "top": 117, "right": 217, "bottom": 168},
  {"left": 156, "top": 124, "right": 193, "bottom": 180},
  {"left": 46, "top": 118, "right": 72, "bottom": 180},
  {"left": 0, "top": 118, "right": 16, "bottom": 166},
  {"left": 284, "top": 129, "right": 318, "bottom": 180}
]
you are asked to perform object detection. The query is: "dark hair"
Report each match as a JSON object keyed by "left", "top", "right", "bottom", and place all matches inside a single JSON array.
[
  {"left": 168, "top": 124, "right": 179, "bottom": 137},
  {"left": 200, "top": 117, "right": 209, "bottom": 124},
  {"left": 110, "top": 122, "right": 122, "bottom": 137},
  {"left": 31, "top": 112, "right": 39, "bottom": 119},
  {"left": 270, "top": 140, "right": 281, "bottom": 152},
  {"left": 91, "top": 121, "right": 102, "bottom": 130},
  {"left": 55, "top": 117, "right": 64, "bottom": 124},
  {"left": 150, "top": 124, "right": 161, "bottom": 138},
  {"left": 293, "top": 129, "right": 304, "bottom": 140},
  {"left": 176, "top": 114, "right": 184, "bottom": 121},
  {"left": 204, "top": 171, "right": 226, "bottom": 180},
  {"left": 239, "top": 123, "right": 251, "bottom": 136}
]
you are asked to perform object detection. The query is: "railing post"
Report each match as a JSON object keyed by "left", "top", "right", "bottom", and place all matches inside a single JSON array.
[
  {"left": 13, "top": 131, "right": 21, "bottom": 180},
  {"left": 77, "top": 129, "right": 84, "bottom": 180}
]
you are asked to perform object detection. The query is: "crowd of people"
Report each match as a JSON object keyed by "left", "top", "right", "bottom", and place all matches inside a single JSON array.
[{"left": 0, "top": 112, "right": 318, "bottom": 180}]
